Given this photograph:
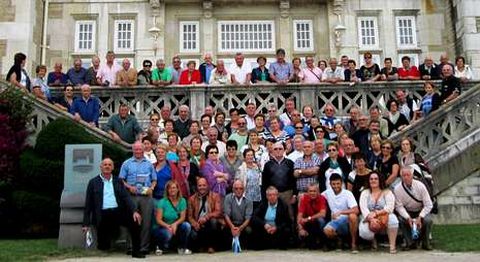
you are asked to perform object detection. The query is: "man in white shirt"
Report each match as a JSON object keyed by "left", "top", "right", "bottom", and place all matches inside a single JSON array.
[
  {"left": 201, "top": 127, "right": 227, "bottom": 157},
  {"left": 322, "top": 173, "right": 359, "bottom": 252},
  {"left": 230, "top": 52, "right": 252, "bottom": 85},
  {"left": 96, "top": 51, "right": 122, "bottom": 87},
  {"left": 322, "top": 58, "right": 345, "bottom": 84},
  {"left": 245, "top": 102, "right": 257, "bottom": 130}
]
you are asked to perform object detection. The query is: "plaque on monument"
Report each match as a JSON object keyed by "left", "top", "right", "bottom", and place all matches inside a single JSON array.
[{"left": 64, "top": 144, "right": 102, "bottom": 193}]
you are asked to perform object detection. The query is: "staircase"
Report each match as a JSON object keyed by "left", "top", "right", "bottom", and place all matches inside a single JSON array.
[
  {"left": 0, "top": 81, "right": 131, "bottom": 152},
  {"left": 391, "top": 84, "right": 480, "bottom": 224}
]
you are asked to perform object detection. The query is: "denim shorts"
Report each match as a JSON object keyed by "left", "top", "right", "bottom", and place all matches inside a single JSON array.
[{"left": 325, "top": 215, "right": 349, "bottom": 236}]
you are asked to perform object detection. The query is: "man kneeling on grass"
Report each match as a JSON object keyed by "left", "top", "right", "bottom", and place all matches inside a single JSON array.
[{"left": 322, "top": 173, "right": 359, "bottom": 253}]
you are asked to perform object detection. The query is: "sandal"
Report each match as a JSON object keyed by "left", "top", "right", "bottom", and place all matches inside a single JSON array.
[{"left": 389, "top": 248, "right": 397, "bottom": 254}]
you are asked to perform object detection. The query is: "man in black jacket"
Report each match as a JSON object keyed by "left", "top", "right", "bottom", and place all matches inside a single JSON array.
[
  {"left": 262, "top": 142, "right": 296, "bottom": 220},
  {"left": 82, "top": 158, "right": 144, "bottom": 258},
  {"left": 252, "top": 186, "right": 292, "bottom": 250}
]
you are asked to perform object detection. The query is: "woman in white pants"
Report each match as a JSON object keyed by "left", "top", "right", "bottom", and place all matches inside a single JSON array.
[{"left": 359, "top": 171, "right": 399, "bottom": 253}]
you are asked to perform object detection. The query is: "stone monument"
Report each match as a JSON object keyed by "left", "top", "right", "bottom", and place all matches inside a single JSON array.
[{"left": 58, "top": 144, "right": 102, "bottom": 248}]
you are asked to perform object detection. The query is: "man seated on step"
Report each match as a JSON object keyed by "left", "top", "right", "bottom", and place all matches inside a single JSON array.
[
  {"left": 322, "top": 173, "right": 359, "bottom": 253},
  {"left": 394, "top": 167, "right": 433, "bottom": 250},
  {"left": 82, "top": 158, "right": 144, "bottom": 258},
  {"left": 223, "top": 180, "right": 253, "bottom": 250}
]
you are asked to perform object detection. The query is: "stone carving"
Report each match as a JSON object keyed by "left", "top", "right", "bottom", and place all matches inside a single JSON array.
[
  {"left": 150, "top": 0, "right": 161, "bottom": 9},
  {"left": 203, "top": 1, "right": 213, "bottom": 19},
  {"left": 280, "top": 0, "right": 290, "bottom": 18}
]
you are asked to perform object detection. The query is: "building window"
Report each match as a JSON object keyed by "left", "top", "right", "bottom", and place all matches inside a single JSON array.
[
  {"left": 396, "top": 16, "right": 417, "bottom": 48},
  {"left": 75, "top": 21, "right": 96, "bottom": 53},
  {"left": 218, "top": 21, "right": 275, "bottom": 52},
  {"left": 180, "top": 21, "right": 200, "bottom": 53},
  {"left": 293, "top": 20, "right": 314, "bottom": 52},
  {"left": 114, "top": 20, "right": 135, "bottom": 52},
  {"left": 357, "top": 17, "right": 379, "bottom": 49}
]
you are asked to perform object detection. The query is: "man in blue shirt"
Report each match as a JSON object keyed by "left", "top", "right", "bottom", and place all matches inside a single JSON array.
[
  {"left": 269, "top": 48, "right": 293, "bottom": 85},
  {"left": 119, "top": 141, "right": 157, "bottom": 255},
  {"left": 199, "top": 53, "right": 216, "bottom": 84},
  {"left": 70, "top": 84, "right": 100, "bottom": 127},
  {"left": 82, "top": 158, "right": 144, "bottom": 258},
  {"left": 67, "top": 58, "right": 88, "bottom": 85}
]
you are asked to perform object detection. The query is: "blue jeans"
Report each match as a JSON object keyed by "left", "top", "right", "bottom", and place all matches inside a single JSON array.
[
  {"left": 325, "top": 215, "right": 349, "bottom": 236},
  {"left": 153, "top": 222, "right": 191, "bottom": 250}
]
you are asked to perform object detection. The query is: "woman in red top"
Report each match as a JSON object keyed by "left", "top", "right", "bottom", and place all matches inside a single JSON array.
[
  {"left": 398, "top": 56, "right": 420, "bottom": 80},
  {"left": 179, "top": 60, "right": 202, "bottom": 85}
]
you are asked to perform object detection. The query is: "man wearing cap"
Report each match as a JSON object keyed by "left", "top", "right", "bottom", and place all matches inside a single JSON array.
[{"left": 137, "top": 60, "right": 153, "bottom": 85}]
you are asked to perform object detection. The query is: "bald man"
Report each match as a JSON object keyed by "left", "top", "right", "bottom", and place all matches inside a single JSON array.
[
  {"left": 47, "top": 62, "right": 68, "bottom": 86},
  {"left": 70, "top": 84, "right": 100, "bottom": 127},
  {"left": 116, "top": 58, "right": 138, "bottom": 86},
  {"left": 83, "top": 158, "right": 144, "bottom": 258},
  {"left": 119, "top": 141, "right": 157, "bottom": 255}
]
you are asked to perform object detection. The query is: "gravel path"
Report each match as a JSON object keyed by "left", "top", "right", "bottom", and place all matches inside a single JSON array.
[{"left": 56, "top": 250, "right": 480, "bottom": 261}]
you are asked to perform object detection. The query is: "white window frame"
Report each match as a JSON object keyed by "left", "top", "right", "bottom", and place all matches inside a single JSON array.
[
  {"left": 217, "top": 20, "right": 276, "bottom": 52},
  {"left": 114, "top": 19, "right": 135, "bottom": 53},
  {"left": 357, "top": 17, "right": 379, "bottom": 49},
  {"left": 397, "top": 54, "right": 419, "bottom": 67},
  {"left": 395, "top": 16, "right": 418, "bottom": 49},
  {"left": 293, "top": 20, "right": 314, "bottom": 52},
  {"left": 74, "top": 20, "right": 96, "bottom": 53},
  {"left": 179, "top": 21, "right": 200, "bottom": 53}
]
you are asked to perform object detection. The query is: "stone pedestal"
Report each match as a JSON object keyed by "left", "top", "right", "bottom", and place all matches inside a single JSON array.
[{"left": 58, "top": 144, "right": 102, "bottom": 249}]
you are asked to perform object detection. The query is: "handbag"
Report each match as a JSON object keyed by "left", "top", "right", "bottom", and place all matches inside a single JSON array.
[{"left": 369, "top": 212, "right": 388, "bottom": 233}]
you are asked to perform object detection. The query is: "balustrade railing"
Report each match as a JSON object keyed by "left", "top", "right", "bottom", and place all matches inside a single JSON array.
[
  {"left": 49, "top": 81, "right": 478, "bottom": 127},
  {"left": 390, "top": 84, "right": 480, "bottom": 163}
]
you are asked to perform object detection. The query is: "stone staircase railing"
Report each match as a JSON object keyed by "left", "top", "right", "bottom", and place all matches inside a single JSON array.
[
  {"left": 390, "top": 84, "right": 480, "bottom": 194},
  {"left": 0, "top": 81, "right": 131, "bottom": 152},
  {"left": 49, "top": 81, "right": 479, "bottom": 127}
]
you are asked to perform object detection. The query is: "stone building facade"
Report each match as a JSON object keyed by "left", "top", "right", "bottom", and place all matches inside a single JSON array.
[{"left": 0, "top": 0, "right": 479, "bottom": 78}]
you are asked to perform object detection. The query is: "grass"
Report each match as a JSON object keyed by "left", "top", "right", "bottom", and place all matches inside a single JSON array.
[
  {"left": 0, "top": 239, "right": 105, "bottom": 261},
  {"left": 0, "top": 224, "right": 479, "bottom": 261},
  {"left": 433, "top": 224, "right": 480, "bottom": 252}
]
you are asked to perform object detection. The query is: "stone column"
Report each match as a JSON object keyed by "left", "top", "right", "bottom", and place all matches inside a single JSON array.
[
  {"left": 190, "top": 86, "right": 206, "bottom": 120},
  {"left": 278, "top": 0, "right": 291, "bottom": 57},
  {"left": 202, "top": 0, "right": 215, "bottom": 56},
  {"left": 150, "top": 0, "right": 166, "bottom": 59}
]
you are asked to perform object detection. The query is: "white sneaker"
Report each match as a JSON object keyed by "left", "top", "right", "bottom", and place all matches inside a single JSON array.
[
  {"left": 183, "top": 249, "right": 192, "bottom": 255},
  {"left": 155, "top": 247, "right": 163, "bottom": 256}
]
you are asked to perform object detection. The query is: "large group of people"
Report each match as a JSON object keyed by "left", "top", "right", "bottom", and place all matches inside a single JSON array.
[
  {"left": 82, "top": 92, "right": 440, "bottom": 258},
  {"left": 5, "top": 48, "right": 459, "bottom": 258}
]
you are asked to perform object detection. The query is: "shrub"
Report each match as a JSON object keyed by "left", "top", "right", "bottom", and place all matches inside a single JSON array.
[
  {"left": 34, "top": 118, "right": 129, "bottom": 171},
  {"left": 0, "top": 84, "right": 33, "bottom": 185}
]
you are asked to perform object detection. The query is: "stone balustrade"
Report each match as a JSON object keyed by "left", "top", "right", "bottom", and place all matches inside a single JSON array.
[{"left": 49, "top": 81, "right": 478, "bottom": 127}]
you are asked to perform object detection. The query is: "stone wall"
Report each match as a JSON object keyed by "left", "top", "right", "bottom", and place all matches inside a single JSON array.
[
  {"left": 0, "top": 0, "right": 15, "bottom": 22},
  {"left": 435, "top": 170, "right": 480, "bottom": 224}
]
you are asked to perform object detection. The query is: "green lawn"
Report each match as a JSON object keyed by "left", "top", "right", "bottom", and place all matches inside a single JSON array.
[
  {"left": 433, "top": 224, "right": 480, "bottom": 252},
  {"left": 0, "top": 239, "right": 105, "bottom": 261},
  {"left": 1, "top": 224, "right": 479, "bottom": 261}
]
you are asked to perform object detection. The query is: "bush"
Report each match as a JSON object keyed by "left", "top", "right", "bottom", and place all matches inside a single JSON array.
[
  {"left": 34, "top": 118, "right": 129, "bottom": 171},
  {"left": 0, "top": 118, "right": 130, "bottom": 237},
  {"left": 0, "top": 85, "right": 33, "bottom": 185}
]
